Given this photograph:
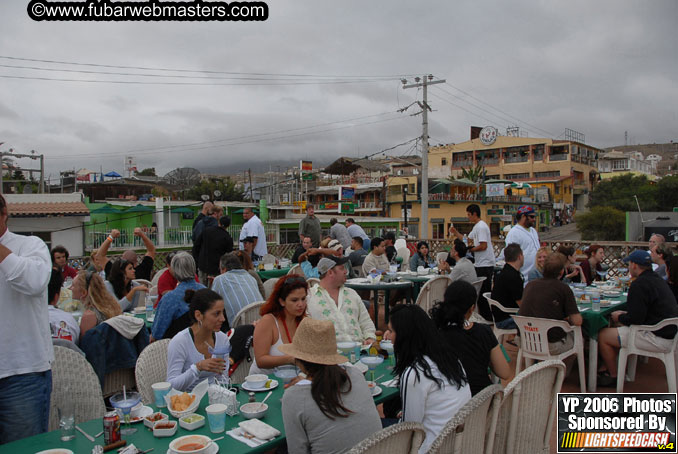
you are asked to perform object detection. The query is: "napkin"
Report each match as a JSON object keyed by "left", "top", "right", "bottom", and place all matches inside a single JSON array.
[
  {"left": 381, "top": 378, "right": 399, "bottom": 388},
  {"left": 227, "top": 428, "right": 267, "bottom": 447},
  {"left": 238, "top": 418, "right": 281, "bottom": 440}
]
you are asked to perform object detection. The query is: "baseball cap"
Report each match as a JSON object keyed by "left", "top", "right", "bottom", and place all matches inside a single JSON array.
[
  {"left": 328, "top": 239, "right": 342, "bottom": 251},
  {"left": 317, "top": 256, "right": 349, "bottom": 274},
  {"left": 242, "top": 236, "right": 255, "bottom": 244},
  {"left": 622, "top": 250, "right": 652, "bottom": 267},
  {"left": 517, "top": 205, "right": 535, "bottom": 216}
]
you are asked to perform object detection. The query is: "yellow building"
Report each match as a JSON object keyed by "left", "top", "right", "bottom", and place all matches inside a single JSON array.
[{"left": 386, "top": 134, "right": 602, "bottom": 238}]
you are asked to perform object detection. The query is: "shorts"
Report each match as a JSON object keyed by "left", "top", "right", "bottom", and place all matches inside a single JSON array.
[
  {"left": 549, "top": 331, "right": 575, "bottom": 355},
  {"left": 617, "top": 326, "right": 674, "bottom": 353}
]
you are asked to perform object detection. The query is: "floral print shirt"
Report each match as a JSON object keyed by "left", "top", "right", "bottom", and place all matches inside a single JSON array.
[{"left": 306, "top": 284, "right": 376, "bottom": 343}]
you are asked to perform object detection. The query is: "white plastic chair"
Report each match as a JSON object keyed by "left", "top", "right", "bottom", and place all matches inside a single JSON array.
[
  {"left": 415, "top": 276, "right": 451, "bottom": 314},
  {"left": 397, "top": 247, "right": 411, "bottom": 268},
  {"left": 512, "top": 315, "right": 586, "bottom": 393},
  {"left": 150, "top": 267, "right": 167, "bottom": 287},
  {"left": 49, "top": 346, "right": 107, "bottom": 431},
  {"left": 287, "top": 264, "right": 303, "bottom": 276},
  {"left": 394, "top": 239, "right": 407, "bottom": 250},
  {"left": 306, "top": 277, "right": 320, "bottom": 287},
  {"left": 469, "top": 277, "right": 492, "bottom": 325},
  {"left": 493, "top": 360, "right": 565, "bottom": 454},
  {"left": 232, "top": 301, "right": 265, "bottom": 327},
  {"left": 436, "top": 251, "right": 449, "bottom": 264},
  {"left": 483, "top": 292, "right": 519, "bottom": 344},
  {"left": 428, "top": 384, "right": 503, "bottom": 454},
  {"left": 261, "top": 254, "right": 277, "bottom": 265},
  {"left": 617, "top": 318, "right": 678, "bottom": 393},
  {"left": 135, "top": 339, "right": 171, "bottom": 405},
  {"left": 263, "top": 277, "right": 279, "bottom": 299},
  {"left": 346, "top": 421, "right": 425, "bottom": 454}
]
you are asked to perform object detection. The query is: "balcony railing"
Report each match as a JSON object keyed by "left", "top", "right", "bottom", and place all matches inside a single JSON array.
[
  {"left": 549, "top": 154, "right": 569, "bottom": 161},
  {"left": 504, "top": 156, "right": 529, "bottom": 163},
  {"left": 478, "top": 158, "right": 500, "bottom": 165},
  {"left": 452, "top": 160, "right": 474, "bottom": 167}
]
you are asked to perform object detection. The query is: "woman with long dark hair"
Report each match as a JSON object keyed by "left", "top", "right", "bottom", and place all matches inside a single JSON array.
[
  {"left": 105, "top": 259, "right": 148, "bottom": 312},
  {"left": 409, "top": 241, "right": 432, "bottom": 271},
  {"left": 431, "top": 281, "right": 510, "bottom": 396},
  {"left": 388, "top": 304, "right": 471, "bottom": 453},
  {"left": 280, "top": 318, "right": 381, "bottom": 454},
  {"left": 556, "top": 245, "right": 584, "bottom": 283},
  {"left": 166, "top": 288, "right": 229, "bottom": 391},
  {"left": 579, "top": 245, "right": 604, "bottom": 285},
  {"left": 250, "top": 275, "right": 308, "bottom": 375}
]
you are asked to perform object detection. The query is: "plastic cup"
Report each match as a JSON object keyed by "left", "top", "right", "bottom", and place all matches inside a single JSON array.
[
  {"left": 58, "top": 401, "right": 75, "bottom": 441},
  {"left": 206, "top": 403, "right": 227, "bottom": 433},
  {"left": 152, "top": 382, "right": 171, "bottom": 408}
]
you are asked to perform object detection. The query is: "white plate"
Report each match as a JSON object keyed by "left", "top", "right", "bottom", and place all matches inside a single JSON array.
[
  {"left": 36, "top": 450, "right": 74, "bottom": 454},
  {"left": 353, "top": 361, "right": 369, "bottom": 374},
  {"left": 168, "top": 443, "right": 218, "bottom": 454},
  {"left": 371, "top": 386, "right": 382, "bottom": 397},
  {"left": 242, "top": 379, "right": 279, "bottom": 392},
  {"left": 347, "top": 278, "right": 370, "bottom": 284},
  {"left": 117, "top": 405, "right": 153, "bottom": 423}
]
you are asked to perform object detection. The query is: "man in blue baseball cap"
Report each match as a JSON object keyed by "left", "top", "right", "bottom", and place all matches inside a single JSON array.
[{"left": 597, "top": 249, "right": 678, "bottom": 387}]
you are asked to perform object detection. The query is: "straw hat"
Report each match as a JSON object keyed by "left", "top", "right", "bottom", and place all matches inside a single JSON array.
[{"left": 278, "top": 318, "right": 347, "bottom": 365}]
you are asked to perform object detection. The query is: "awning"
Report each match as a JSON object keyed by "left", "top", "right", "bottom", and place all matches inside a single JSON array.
[
  {"left": 90, "top": 205, "right": 123, "bottom": 214},
  {"left": 125, "top": 204, "right": 154, "bottom": 213}
]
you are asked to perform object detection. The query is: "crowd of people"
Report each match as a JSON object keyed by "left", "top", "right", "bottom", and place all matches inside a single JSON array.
[{"left": 2, "top": 194, "right": 677, "bottom": 453}]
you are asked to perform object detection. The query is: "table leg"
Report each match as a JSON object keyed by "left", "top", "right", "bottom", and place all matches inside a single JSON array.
[
  {"left": 384, "top": 290, "right": 391, "bottom": 326},
  {"left": 588, "top": 338, "right": 598, "bottom": 392},
  {"left": 373, "top": 291, "right": 380, "bottom": 331}
]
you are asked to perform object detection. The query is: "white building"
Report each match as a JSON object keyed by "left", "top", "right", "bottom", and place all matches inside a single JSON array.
[
  {"left": 597, "top": 150, "right": 656, "bottom": 179},
  {"left": 5, "top": 193, "right": 89, "bottom": 256}
]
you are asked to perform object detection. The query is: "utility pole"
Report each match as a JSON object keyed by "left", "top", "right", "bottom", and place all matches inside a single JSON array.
[{"left": 402, "top": 75, "right": 445, "bottom": 239}]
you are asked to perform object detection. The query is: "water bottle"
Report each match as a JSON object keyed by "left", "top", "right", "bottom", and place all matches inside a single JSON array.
[
  {"left": 591, "top": 290, "right": 601, "bottom": 312},
  {"left": 462, "top": 234, "right": 468, "bottom": 246},
  {"left": 145, "top": 299, "right": 154, "bottom": 321}
]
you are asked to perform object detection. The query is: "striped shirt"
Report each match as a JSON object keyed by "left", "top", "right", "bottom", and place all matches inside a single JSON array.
[{"left": 212, "top": 269, "right": 263, "bottom": 325}]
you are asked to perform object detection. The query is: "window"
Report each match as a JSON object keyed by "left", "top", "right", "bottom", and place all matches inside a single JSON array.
[
  {"left": 431, "top": 222, "right": 445, "bottom": 239},
  {"left": 555, "top": 185, "right": 560, "bottom": 194},
  {"left": 534, "top": 171, "right": 561, "bottom": 178},
  {"left": 441, "top": 158, "right": 447, "bottom": 166},
  {"left": 505, "top": 173, "right": 530, "bottom": 179}
]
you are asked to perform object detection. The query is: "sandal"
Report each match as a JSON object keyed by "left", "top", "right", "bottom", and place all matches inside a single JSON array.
[{"left": 597, "top": 371, "right": 617, "bottom": 387}]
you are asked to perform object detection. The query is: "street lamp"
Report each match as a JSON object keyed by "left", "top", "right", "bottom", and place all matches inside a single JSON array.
[{"left": 402, "top": 185, "right": 408, "bottom": 235}]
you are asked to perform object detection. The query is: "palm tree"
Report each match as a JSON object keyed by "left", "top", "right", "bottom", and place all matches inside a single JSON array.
[{"left": 459, "top": 164, "right": 487, "bottom": 183}]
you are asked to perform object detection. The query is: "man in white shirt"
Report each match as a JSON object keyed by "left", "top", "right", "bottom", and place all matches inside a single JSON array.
[
  {"left": 47, "top": 269, "right": 80, "bottom": 345},
  {"left": 503, "top": 205, "right": 541, "bottom": 279},
  {"left": 0, "top": 194, "right": 53, "bottom": 443},
  {"left": 238, "top": 207, "right": 267, "bottom": 260},
  {"left": 449, "top": 204, "right": 495, "bottom": 319},
  {"left": 306, "top": 258, "right": 376, "bottom": 344}
]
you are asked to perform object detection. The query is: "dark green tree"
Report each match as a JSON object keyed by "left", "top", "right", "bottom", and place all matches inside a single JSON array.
[
  {"left": 655, "top": 175, "right": 678, "bottom": 211},
  {"left": 576, "top": 206, "right": 626, "bottom": 241},
  {"left": 137, "top": 168, "right": 156, "bottom": 177},
  {"left": 185, "top": 178, "right": 245, "bottom": 202},
  {"left": 460, "top": 164, "right": 487, "bottom": 183},
  {"left": 588, "top": 174, "right": 658, "bottom": 211}
]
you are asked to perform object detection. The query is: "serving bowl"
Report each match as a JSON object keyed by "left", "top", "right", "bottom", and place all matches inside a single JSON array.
[
  {"left": 244, "top": 374, "right": 268, "bottom": 389},
  {"left": 168, "top": 435, "right": 212, "bottom": 454},
  {"left": 240, "top": 402, "right": 269, "bottom": 419}
]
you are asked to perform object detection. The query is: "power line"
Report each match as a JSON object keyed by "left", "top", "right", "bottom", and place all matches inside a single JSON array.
[{"left": 0, "top": 55, "right": 418, "bottom": 79}]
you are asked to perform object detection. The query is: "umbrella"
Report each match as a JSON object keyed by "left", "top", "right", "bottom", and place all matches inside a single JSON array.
[
  {"left": 90, "top": 205, "right": 123, "bottom": 214},
  {"left": 509, "top": 182, "right": 532, "bottom": 189},
  {"left": 125, "top": 204, "right": 154, "bottom": 213},
  {"left": 104, "top": 171, "right": 122, "bottom": 178},
  {"left": 170, "top": 207, "right": 194, "bottom": 214},
  {"left": 233, "top": 208, "right": 259, "bottom": 214},
  {"left": 485, "top": 178, "right": 513, "bottom": 184}
]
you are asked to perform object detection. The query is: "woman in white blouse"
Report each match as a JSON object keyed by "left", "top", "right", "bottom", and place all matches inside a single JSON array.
[{"left": 166, "top": 288, "right": 230, "bottom": 391}]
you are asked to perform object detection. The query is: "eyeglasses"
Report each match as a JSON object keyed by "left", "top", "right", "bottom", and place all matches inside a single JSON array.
[
  {"left": 527, "top": 215, "right": 536, "bottom": 219},
  {"left": 284, "top": 276, "right": 307, "bottom": 285}
]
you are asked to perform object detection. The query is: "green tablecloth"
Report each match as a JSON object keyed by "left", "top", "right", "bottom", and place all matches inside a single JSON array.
[
  {"left": 0, "top": 364, "right": 398, "bottom": 454},
  {"left": 578, "top": 294, "right": 627, "bottom": 340},
  {"left": 257, "top": 267, "right": 291, "bottom": 281}
]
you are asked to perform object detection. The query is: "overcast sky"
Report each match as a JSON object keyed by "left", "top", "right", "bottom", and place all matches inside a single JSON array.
[{"left": 0, "top": 0, "right": 676, "bottom": 182}]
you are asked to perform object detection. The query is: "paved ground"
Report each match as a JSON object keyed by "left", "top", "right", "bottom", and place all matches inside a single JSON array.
[{"left": 540, "top": 222, "right": 582, "bottom": 241}]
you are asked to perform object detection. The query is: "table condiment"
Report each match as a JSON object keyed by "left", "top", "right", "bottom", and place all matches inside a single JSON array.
[{"left": 248, "top": 392, "right": 256, "bottom": 403}]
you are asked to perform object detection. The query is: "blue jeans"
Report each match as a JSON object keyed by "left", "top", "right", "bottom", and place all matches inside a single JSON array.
[
  {"left": 362, "top": 238, "right": 371, "bottom": 252},
  {"left": 0, "top": 370, "right": 52, "bottom": 444},
  {"left": 496, "top": 317, "right": 517, "bottom": 330}
]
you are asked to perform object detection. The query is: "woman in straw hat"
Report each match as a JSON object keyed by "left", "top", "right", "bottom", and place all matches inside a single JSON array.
[
  {"left": 280, "top": 318, "right": 381, "bottom": 454},
  {"left": 250, "top": 275, "right": 308, "bottom": 375},
  {"left": 388, "top": 304, "right": 471, "bottom": 454}
]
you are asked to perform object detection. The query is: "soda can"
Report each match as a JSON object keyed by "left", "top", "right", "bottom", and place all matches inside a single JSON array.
[{"left": 103, "top": 410, "right": 120, "bottom": 445}]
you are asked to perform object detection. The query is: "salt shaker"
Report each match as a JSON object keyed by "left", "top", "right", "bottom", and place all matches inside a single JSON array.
[{"left": 248, "top": 392, "right": 256, "bottom": 403}]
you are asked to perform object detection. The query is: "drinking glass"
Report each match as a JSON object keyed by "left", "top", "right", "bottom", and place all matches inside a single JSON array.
[
  {"left": 58, "top": 401, "right": 75, "bottom": 441},
  {"left": 110, "top": 391, "right": 141, "bottom": 435},
  {"left": 360, "top": 355, "right": 384, "bottom": 383}
]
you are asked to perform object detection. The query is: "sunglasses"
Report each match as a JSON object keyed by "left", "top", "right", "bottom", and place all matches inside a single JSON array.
[{"left": 527, "top": 214, "right": 536, "bottom": 219}]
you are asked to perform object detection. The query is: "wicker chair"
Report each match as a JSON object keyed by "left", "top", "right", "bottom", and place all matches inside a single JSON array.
[
  {"left": 49, "top": 346, "right": 107, "bottom": 431},
  {"left": 428, "top": 384, "right": 504, "bottom": 454},
  {"left": 102, "top": 368, "right": 137, "bottom": 399},
  {"left": 346, "top": 421, "right": 426, "bottom": 454},
  {"left": 306, "top": 277, "right": 320, "bottom": 287},
  {"left": 493, "top": 360, "right": 565, "bottom": 454},
  {"left": 261, "top": 254, "right": 277, "bottom": 265},
  {"left": 617, "top": 317, "right": 678, "bottom": 393},
  {"left": 482, "top": 292, "right": 519, "bottom": 344},
  {"left": 415, "top": 275, "right": 451, "bottom": 314},
  {"left": 263, "top": 277, "right": 280, "bottom": 298},
  {"left": 135, "top": 339, "right": 171, "bottom": 405},
  {"left": 230, "top": 344, "right": 255, "bottom": 384},
  {"left": 287, "top": 264, "right": 303, "bottom": 276},
  {"left": 512, "top": 315, "right": 586, "bottom": 393},
  {"left": 232, "top": 301, "right": 265, "bottom": 327}
]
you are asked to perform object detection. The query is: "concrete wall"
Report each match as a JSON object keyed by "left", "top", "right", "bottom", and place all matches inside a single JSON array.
[
  {"left": 626, "top": 211, "right": 678, "bottom": 242},
  {"left": 8, "top": 216, "right": 86, "bottom": 256}
]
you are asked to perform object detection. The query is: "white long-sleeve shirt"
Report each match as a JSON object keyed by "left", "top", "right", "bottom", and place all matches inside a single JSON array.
[
  {"left": 0, "top": 229, "right": 53, "bottom": 380},
  {"left": 166, "top": 328, "right": 230, "bottom": 391},
  {"left": 306, "top": 284, "right": 376, "bottom": 343},
  {"left": 400, "top": 356, "right": 472, "bottom": 454}
]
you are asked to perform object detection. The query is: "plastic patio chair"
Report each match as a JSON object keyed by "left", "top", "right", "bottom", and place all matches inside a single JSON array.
[
  {"left": 428, "top": 384, "right": 503, "bottom": 454},
  {"left": 287, "top": 264, "right": 303, "bottom": 276},
  {"left": 135, "top": 339, "right": 171, "bottom": 405},
  {"left": 397, "top": 247, "right": 411, "bottom": 268},
  {"left": 415, "top": 275, "right": 452, "bottom": 314},
  {"left": 469, "top": 277, "right": 492, "bottom": 325},
  {"left": 263, "top": 277, "right": 280, "bottom": 298},
  {"left": 346, "top": 421, "right": 426, "bottom": 454},
  {"left": 512, "top": 315, "right": 586, "bottom": 393},
  {"left": 483, "top": 292, "right": 519, "bottom": 345},
  {"left": 617, "top": 317, "right": 678, "bottom": 393},
  {"left": 49, "top": 346, "right": 107, "bottom": 431},
  {"left": 306, "top": 277, "right": 320, "bottom": 288},
  {"left": 231, "top": 301, "right": 265, "bottom": 328},
  {"left": 261, "top": 254, "right": 277, "bottom": 265},
  {"left": 493, "top": 360, "right": 565, "bottom": 454}
]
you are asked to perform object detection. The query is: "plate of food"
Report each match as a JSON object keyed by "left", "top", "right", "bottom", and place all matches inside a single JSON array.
[{"left": 603, "top": 290, "right": 622, "bottom": 298}]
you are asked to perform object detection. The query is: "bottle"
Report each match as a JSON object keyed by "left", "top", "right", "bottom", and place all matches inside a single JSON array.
[
  {"left": 145, "top": 299, "right": 154, "bottom": 321},
  {"left": 591, "top": 290, "right": 601, "bottom": 312},
  {"left": 462, "top": 234, "right": 468, "bottom": 246}
]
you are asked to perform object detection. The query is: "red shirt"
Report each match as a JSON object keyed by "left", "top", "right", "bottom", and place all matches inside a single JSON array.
[
  {"left": 155, "top": 269, "right": 200, "bottom": 308},
  {"left": 61, "top": 265, "right": 78, "bottom": 280}
]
